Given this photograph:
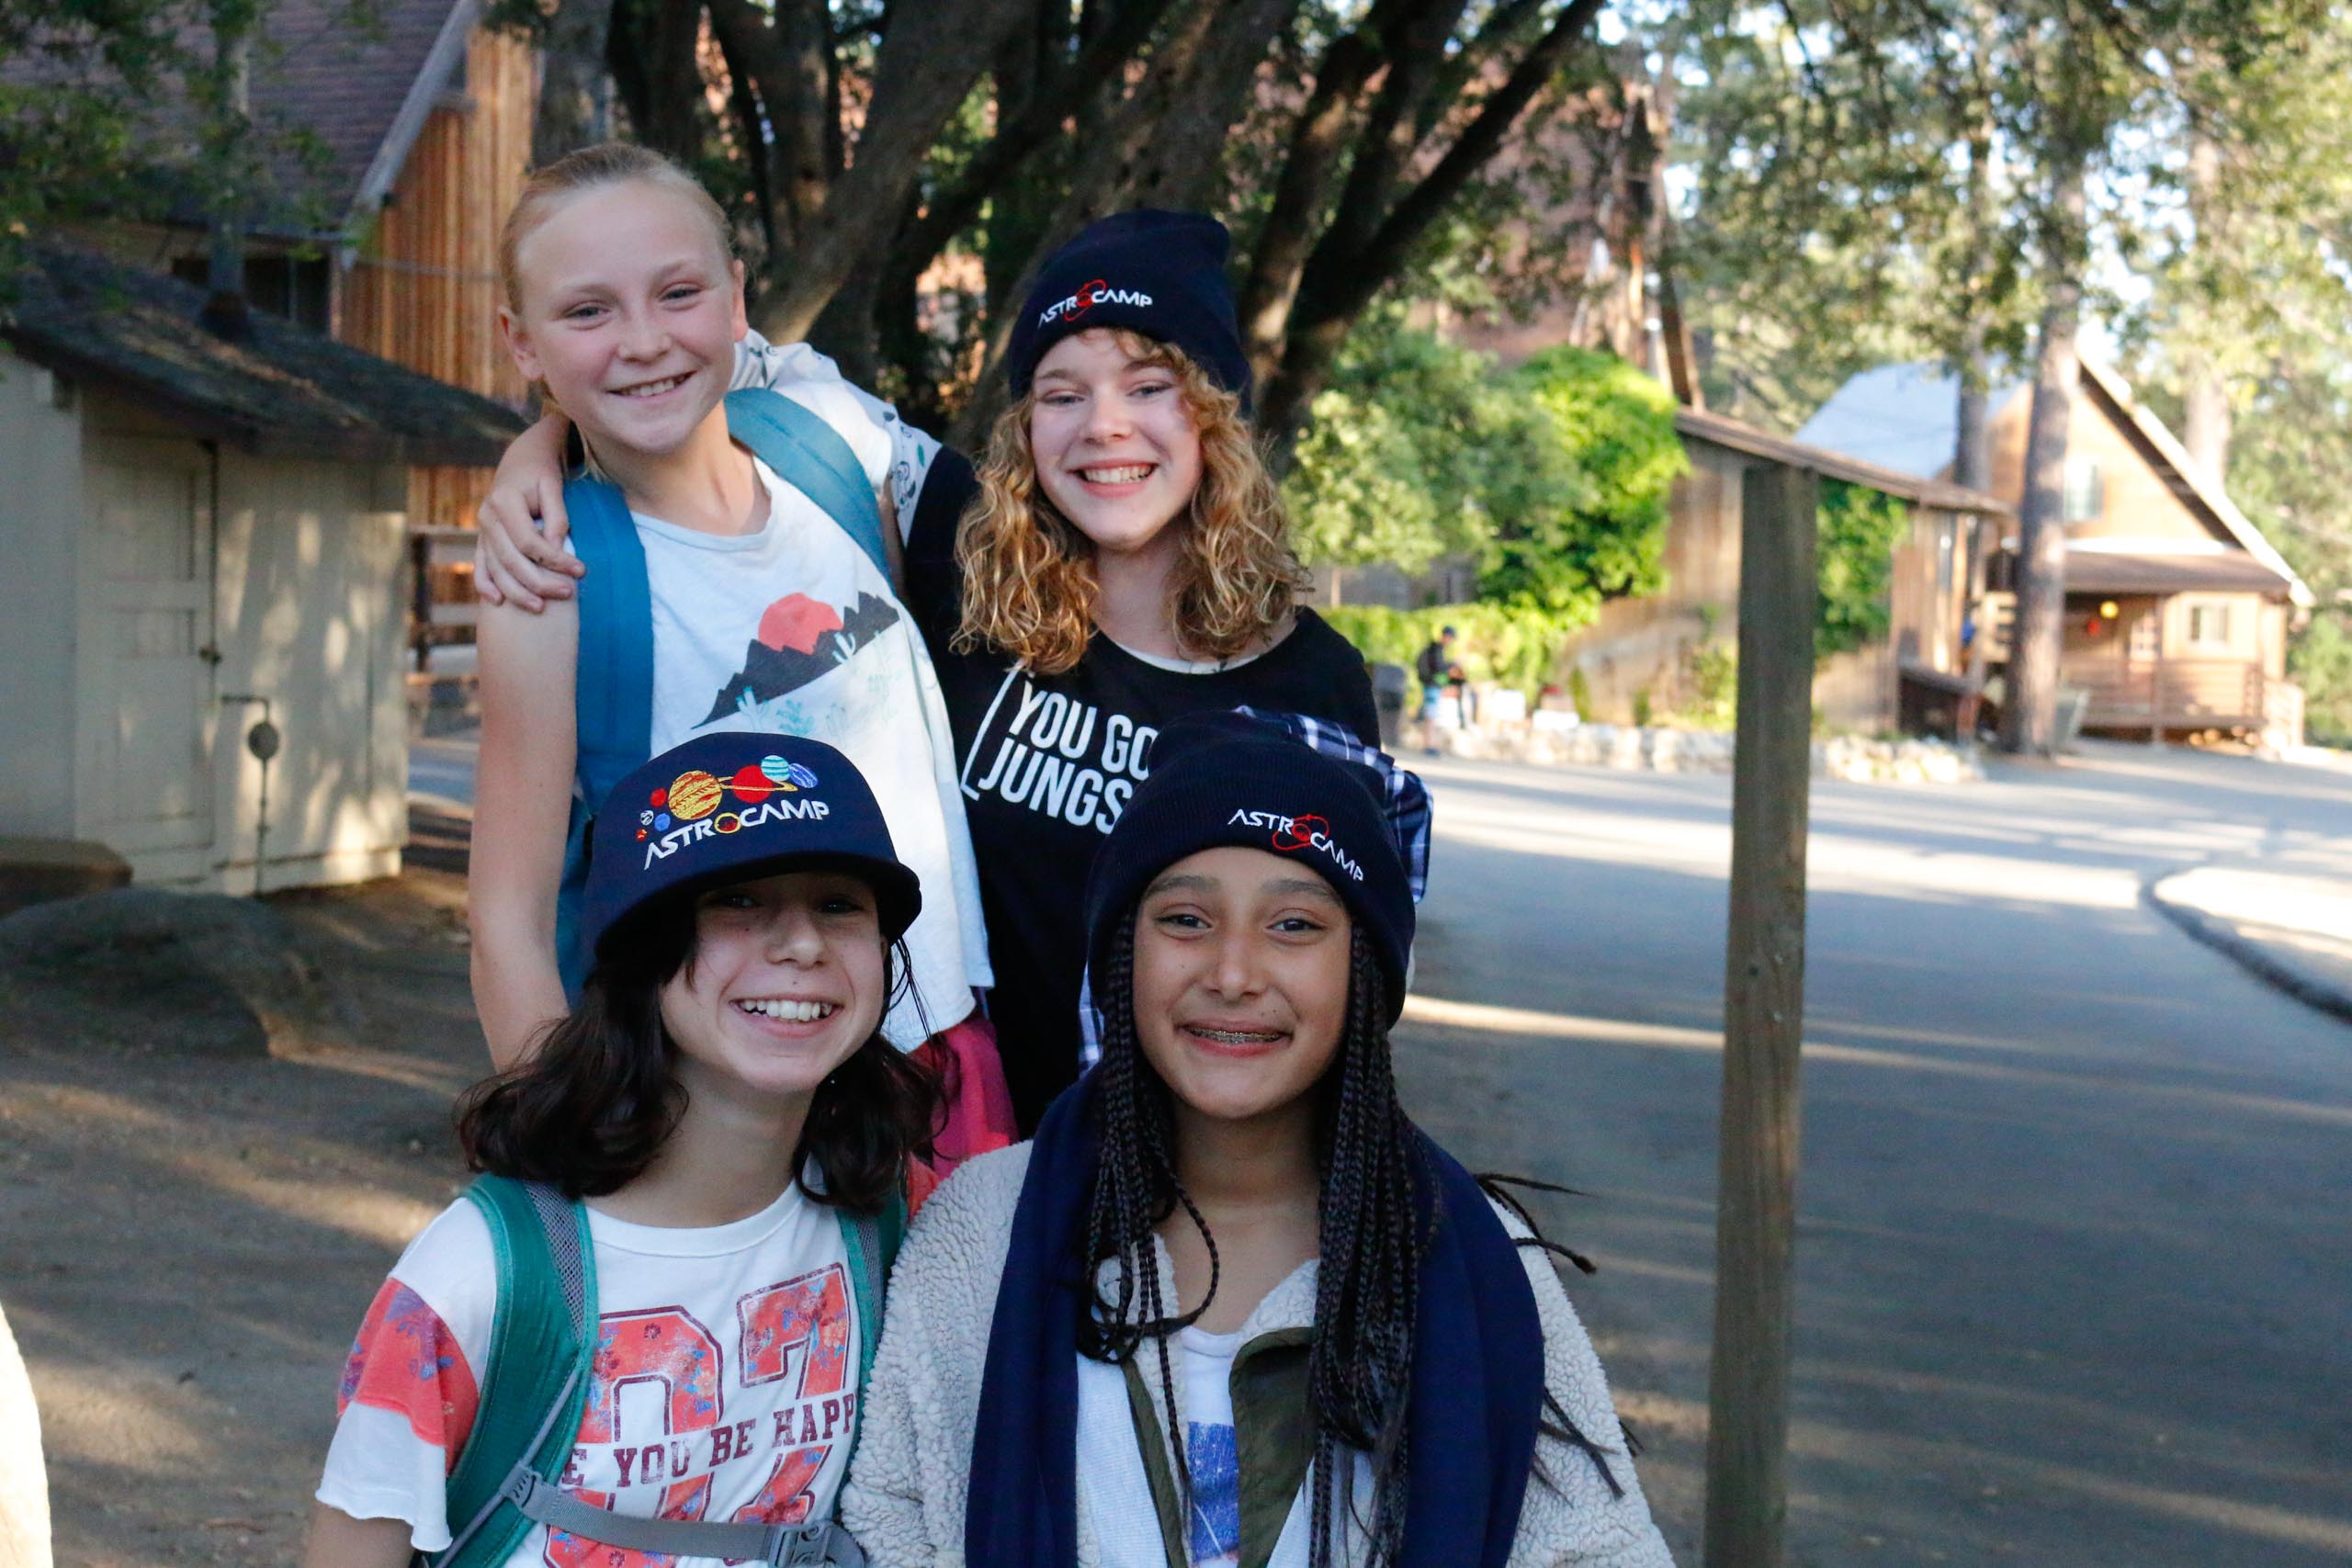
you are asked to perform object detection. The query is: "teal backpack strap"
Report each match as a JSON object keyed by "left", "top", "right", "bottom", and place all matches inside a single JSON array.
[
  {"left": 431, "top": 1177, "right": 598, "bottom": 1568},
  {"left": 837, "top": 1178, "right": 912, "bottom": 1401},
  {"left": 723, "top": 389, "right": 889, "bottom": 581},
  {"left": 554, "top": 474, "right": 654, "bottom": 998}
]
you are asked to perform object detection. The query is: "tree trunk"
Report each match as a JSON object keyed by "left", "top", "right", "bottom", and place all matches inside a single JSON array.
[
  {"left": 2181, "top": 124, "right": 2230, "bottom": 484},
  {"left": 1999, "top": 150, "right": 2086, "bottom": 758},
  {"left": 707, "top": 0, "right": 833, "bottom": 253},
  {"left": 949, "top": 0, "right": 1303, "bottom": 447},
  {"left": 1953, "top": 326, "right": 1990, "bottom": 493},
  {"left": 2182, "top": 360, "right": 2229, "bottom": 485},
  {"left": 1256, "top": 0, "right": 1606, "bottom": 458},
  {"left": 1952, "top": 98, "right": 1995, "bottom": 495},
  {"left": 533, "top": 0, "right": 615, "bottom": 166},
  {"left": 639, "top": 0, "right": 708, "bottom": 164},
  {"left": 752, "top": 0, "right": 1033, "bottom": 348}
]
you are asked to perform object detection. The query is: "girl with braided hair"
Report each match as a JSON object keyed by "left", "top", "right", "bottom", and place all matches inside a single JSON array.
[{"left": 842, "top": 713, "right": 1671, "bottom": 1567}]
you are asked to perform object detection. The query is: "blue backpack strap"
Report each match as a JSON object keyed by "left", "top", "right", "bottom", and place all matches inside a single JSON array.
[
  {"left": 552, "top": 394, "right": 878, "bottom": 994},
  {"left": 555, "top": 473, "right": 654, "bottom": 997},
  {"left": 723, "top": 389, "right": 889, "bottom": 581},
  {"left": 431, "top": 1177, "right": 598, "bottom": 1568}
]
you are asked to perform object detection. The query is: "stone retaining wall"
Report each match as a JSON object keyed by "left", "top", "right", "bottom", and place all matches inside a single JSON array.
[{"left": 1426, "top": 723, "right": 1983, "bottom": 784}]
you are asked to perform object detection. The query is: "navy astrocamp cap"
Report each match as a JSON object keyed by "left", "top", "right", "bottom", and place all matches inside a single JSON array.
[
  {"left": 1083, "top": 711, "right": 1412, "bottom": 1020},
  {"left": 1007, "top": 209, "right": 1251, "bottom": 410},
  {"left": 581, "top": 733, "right": 921, "bottom": 958}
]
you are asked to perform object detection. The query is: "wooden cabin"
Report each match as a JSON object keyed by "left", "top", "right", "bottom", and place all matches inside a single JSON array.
[
  {"left": 0, "top": 242, "right": 521, "bottom": 892},
  {"left": 68, "top": 0, "right": 537, "bottom": 533},
  {"left": 1801, "top": 361, "right": 2312, "bottom": 744},
  {"left": 1553, "top": 410, "right": 2010, "bottom": 731},
  {"left": 1297, "top": 406, "right": 2013, "bottom": 734}
]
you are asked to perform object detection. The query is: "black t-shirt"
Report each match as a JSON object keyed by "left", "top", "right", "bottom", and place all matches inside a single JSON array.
[{"left": 906, "top": 452, "right": 1380, "bottom": 1128}]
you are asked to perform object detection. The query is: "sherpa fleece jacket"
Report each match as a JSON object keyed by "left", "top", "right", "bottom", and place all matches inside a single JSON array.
[{"left": 841, "top": 1144, "right": 1677, "bottom": 1567}]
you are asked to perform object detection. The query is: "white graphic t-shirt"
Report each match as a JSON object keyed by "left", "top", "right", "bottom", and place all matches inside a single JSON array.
[
  {"left": 317, "top": 1183, "right": 863, "bottom": 1565},
  {"left": 623, "top": 378, "right": 989, "bottom": 1044},
  {"left": 1177, "top": 1326, "right": 1244, "bottom": 1566}
]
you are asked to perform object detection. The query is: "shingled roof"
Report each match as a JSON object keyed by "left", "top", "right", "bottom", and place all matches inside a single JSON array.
[
  {"left": 3, "top": 240, "right": 524, "bottom": 466},
  {"left": 3, "top": 0, "right": 477, "bottom": 239},
  {"left": 247, "top": 0, "right": 479, "bottom": 231}
]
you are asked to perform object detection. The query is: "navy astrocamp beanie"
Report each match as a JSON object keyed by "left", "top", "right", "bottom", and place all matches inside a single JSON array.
[
  {"left": 1006, "top": 209, "right": 1252, "bottom": 410},
  {"left": 1083, "top": 711, "right": 1413, "bottom": 1019}
]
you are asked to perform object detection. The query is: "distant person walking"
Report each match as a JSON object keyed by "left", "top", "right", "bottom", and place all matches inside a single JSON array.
[{"left": 1417, "top": 626, "right": 1473, "bottom": 750}]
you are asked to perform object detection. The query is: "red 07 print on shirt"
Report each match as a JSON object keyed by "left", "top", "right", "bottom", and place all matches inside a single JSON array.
[
  {"left": 548, "top": 1308, "right": 725, "bottom": 1568},
  {"left": 731, "top": 1264, "right": 854, "bottom": 1527}
]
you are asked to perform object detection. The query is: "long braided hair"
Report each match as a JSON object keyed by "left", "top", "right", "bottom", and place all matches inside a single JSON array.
[{"left": 1079, "top": 916, "right": 1428, "bottom": 1568}]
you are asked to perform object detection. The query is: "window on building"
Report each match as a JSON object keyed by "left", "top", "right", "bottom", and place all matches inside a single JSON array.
[
  {"left": 2186, "top": 602, "right": 2233, "bottom": 648},
  {"left": 170, "top": 251, "right": 333, "bottom": 333},
  {"left": 2061, "top": 456, "right": 2104, "bottom": 523}
]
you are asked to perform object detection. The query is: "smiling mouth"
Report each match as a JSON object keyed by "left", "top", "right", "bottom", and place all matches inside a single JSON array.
[
  {"left": 735, "top": 998, "right": 838, "bottom": 1023},
  {"left": 615, "top": 373, "right": 691, "bottom": 399},
  {"left": 1076, "top": 463, "right": 1155, "bottom": 485}
]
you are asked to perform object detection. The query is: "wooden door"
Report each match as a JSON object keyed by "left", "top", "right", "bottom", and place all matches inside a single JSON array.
[{"left": 79, "top": 437, "right": 218, "bottom": 865}]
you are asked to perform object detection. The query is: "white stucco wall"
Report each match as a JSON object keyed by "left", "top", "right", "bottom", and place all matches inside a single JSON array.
[
  {"left": 0, "top": 347, "right": 86, "bottom": 831},
  {"left": 208, "top": 447, "right": 411, "bottom": 892},
  {"left": 55, "top": 390, "right": 410, "bottom": 893}
]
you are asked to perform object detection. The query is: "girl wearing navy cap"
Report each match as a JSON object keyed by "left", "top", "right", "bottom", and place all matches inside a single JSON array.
[
  {"left": 476, "top": 210, "right": 1381, "bottom": 1134},
  {"left": 841, "top": 715, "right": 1670, "bottom": 1568},
  {"left": 306, "top": 734, "right": 935, "bottom": 1568}
]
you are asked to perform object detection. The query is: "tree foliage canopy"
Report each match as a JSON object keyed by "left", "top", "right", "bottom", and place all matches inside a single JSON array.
[
  {"left": 1480, "top": 343, "right": 1684, "bottom": 614},
  {"left": 1283, "top": 324, "right": 1684, "bottom": 619}
]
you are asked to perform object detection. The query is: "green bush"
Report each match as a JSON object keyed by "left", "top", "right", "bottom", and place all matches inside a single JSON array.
[
  {"left": 1670, "top": 642, "right": 1739, "bottom": 731},
  {"left": 1815, "top": 479, "right": 1911, "bottom": 661},
  {"left": 1319, "top": 603, "right": 1578, "bottom": 706},
  {"left": 1480, "top": 345, "right": 1685, "bottom": 615},
  {"left": 2290, "top": 609, "right": 2352, "bottom": 747}
]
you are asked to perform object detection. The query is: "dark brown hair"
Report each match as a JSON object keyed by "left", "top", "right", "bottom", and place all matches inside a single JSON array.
[{"left": 456, "top": 896, "right": 938, "bottom": 1211}]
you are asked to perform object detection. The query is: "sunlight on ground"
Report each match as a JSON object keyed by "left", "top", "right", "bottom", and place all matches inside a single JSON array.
[
  {"left": 27, "top": 1363, "right": 214, "bottom": 1468},
  {"left": 1433, "top": 792, "right": 2153, "bottom": 911},
  {"left": 9, "top": 1078, "right": 442, "bottom": 1249},
  {"left": 1398, "top": 995, "right": 2352, "bottom": 1128},
  {"left": 1605, "top": 1383, "right": 2352, "bottom": 1555}
]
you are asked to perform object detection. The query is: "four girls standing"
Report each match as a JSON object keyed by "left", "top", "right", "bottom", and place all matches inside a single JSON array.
[{"left": 313, "top": 143, "right": 1668, "bottom": 1565}]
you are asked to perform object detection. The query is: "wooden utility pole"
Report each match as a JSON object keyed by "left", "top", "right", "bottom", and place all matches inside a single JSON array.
[{"left": 1703, "top": 462, "right": 1817, "bottom": 1567}]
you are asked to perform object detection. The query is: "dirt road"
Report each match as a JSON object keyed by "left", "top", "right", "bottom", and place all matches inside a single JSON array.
[{"left": 1, "top": 808, "right": 484, "bottom": 1566}]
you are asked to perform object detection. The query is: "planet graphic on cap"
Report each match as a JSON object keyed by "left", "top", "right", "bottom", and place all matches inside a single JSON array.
[
  {"left": 668, "top": 770, "right": 724, "bottom": 821},
  {"left": 730, "top": 762, "right": 777, "bottom": 804},
  {"left": 759, "top": 754, "right": 797, "bottom": 788}
]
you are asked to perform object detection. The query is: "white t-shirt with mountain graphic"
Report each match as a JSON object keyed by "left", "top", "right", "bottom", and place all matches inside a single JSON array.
[{"left": 627, "top": 376, "right": 989, "bottom": 1043}]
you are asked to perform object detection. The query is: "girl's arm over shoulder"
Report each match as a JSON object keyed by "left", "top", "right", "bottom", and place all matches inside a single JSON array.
[
  {"left": 1491, "top": 1200, "right": 1679, "bottom": 1567},
  {"left": 473, "top": 412, "right": 584, "bottom": 609},
  {"left": 469, "top": 593, "right": 581, "bottom": 1069}
]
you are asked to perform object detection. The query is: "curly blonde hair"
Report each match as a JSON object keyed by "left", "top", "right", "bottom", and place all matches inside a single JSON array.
[{"left": 956, "top": 333, "right": 1306, "bottom": 674}]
